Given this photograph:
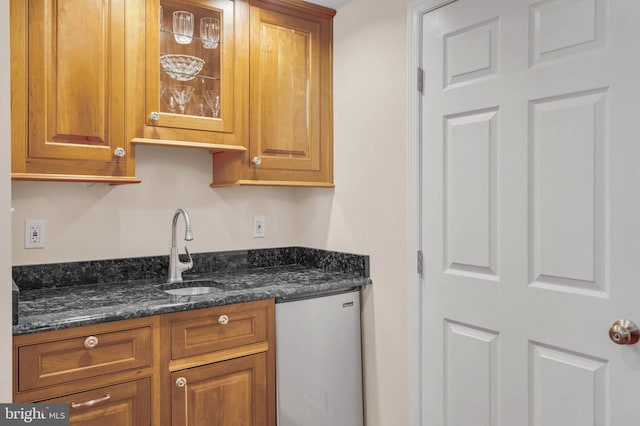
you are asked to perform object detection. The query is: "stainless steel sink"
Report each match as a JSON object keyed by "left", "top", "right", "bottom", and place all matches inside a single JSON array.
[
  {"left": 164, "top": 286, "right": 223, "bottom": 296},
  {"left": 157, "top": 278, "right": 224, "bottom": 296}
]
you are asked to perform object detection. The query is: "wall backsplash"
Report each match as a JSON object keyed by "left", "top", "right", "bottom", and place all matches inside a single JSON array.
[{"left": 12, "top": 247, "right": 370, "bottom": 291}]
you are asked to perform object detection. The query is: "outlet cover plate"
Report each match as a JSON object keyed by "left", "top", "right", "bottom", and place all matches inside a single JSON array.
[
  {"left": 25, "top": 219, "right": 45, "bottom": 249},
  {"left": 253, "top": 215, "right": 265, "bottom": 238}
]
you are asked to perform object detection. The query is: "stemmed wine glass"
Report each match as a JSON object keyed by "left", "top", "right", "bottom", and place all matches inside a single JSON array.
[
  {"left": 171, "top": 85, "right": 195, "bottom": 114},
  {"left": 160, "top": 81, "right": 176, "bottom": 113},
  {"left": 203, "top": 90, "right": 220, "bottom": 118}
]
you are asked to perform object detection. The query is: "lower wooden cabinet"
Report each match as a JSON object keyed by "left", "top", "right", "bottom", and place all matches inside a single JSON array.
[
  {"left": 161, "top": 299, "right": 276, "bottom": 426},
  {"left": 171, "top": 354, "right": 269, "bottom": 426},
  {"left": 43, "top": 378, "right": 152, "bottom": 426},
  {"left": 13, "top": 300, "right": 276, "bottom": 426}
]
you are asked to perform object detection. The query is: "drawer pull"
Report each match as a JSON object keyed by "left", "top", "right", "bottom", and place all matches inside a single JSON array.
[
  {"left": 84, "top": 336, "right": 99, "bottom": 349},
  {"left": 218, "top": 315, "right": 229, "bottom": 325},
  {"left": 176, "top": 377, "right": 187, "bottom": 387},
  {"left": 71, "top": 393, "right": 111, "bottom": 409}
]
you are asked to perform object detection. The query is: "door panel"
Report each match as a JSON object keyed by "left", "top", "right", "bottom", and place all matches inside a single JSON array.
[
  {"left": 529, "top": 88, "right": 608, "bottom": 295},
  {"left": 421, "top": 0, "right": 640, "bottom": 424}
]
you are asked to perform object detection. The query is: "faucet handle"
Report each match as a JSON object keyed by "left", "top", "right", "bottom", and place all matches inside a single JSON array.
[{"left": 182, "top": 246, "right": 193, "bottom": 270}]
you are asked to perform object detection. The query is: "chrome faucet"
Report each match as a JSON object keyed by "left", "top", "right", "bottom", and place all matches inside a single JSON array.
[{"left": 168, "top": 208, "right": 194, "bottom": 283}]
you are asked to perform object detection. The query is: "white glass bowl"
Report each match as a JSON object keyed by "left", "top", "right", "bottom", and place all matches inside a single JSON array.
[{"left": 160, "top": 54, "right": 205, "bottom": 81}]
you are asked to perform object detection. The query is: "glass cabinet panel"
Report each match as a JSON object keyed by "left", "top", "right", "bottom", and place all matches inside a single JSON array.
[
  {"left": 159, "top": 1, "right": 221, "bottom": 118},
  {"left": 145, "top": 0, "right": 236, "bottom": 137}
]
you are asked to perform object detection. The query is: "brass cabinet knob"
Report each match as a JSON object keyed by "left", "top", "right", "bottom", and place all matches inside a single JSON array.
[
  {"left": 84, "top": 335, "right": 99, "bottom": 349},
  {"left": 609, "top": 319, "right": 640, "bottom": 345}
]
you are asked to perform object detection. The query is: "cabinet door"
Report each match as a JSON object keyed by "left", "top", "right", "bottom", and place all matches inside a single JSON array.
[
  {"left": 171, "top": 353, "right": 269, "bottom": 426},
  {"left": 10, "top": 0, "right": 144, "bottom": 181},
  {"left": 241, "top": 3, "right": 333, "bottom": 186},
  {"left": 43, "top": 378, "right": 152, "bottom": 426},
  {"left": 143, "top": 0, "right": 246, "bottom": 144}
]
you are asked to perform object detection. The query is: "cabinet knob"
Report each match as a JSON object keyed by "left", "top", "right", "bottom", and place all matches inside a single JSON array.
[
  {"left": 218, "top": 315, "right": 229, "bottom": 325},
  {"left": 113, "top": 147, "right": 126, "bottom": 158},
  {"left": 149, "top": 111, "right": 160, "bottom": 122},
  {"left": 84, "top": 335, "right": 99, "bottom": 349},
  {"left": 252, "top": 156, "right": 262, "bottom": 166},
  {"left": 175, "top": 377, "right": 187, "bottom": 388}
]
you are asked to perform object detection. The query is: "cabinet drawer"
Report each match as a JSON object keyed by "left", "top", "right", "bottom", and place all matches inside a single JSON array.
[
  {"left": 17, "top": 326, "right": 152, "bottom": 392},
  {"left": 170, "top": 301, "right": 271, "bottom": 359},
  {"left": 42, "top": 378, "right": 151, "bottom": 425}
]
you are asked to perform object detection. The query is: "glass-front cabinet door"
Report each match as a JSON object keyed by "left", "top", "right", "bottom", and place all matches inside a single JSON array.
[{"left": 143, "top": 0, "right": 238, "bottom": 142}]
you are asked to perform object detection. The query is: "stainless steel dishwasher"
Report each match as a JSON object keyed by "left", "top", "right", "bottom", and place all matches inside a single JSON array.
[{"left": 275, "top": 289, "right": 364, "bottom": 426}]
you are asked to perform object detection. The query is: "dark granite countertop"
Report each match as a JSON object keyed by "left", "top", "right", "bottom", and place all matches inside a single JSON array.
[{"left": 13, "top": 247, "right": 371, "bottom": 335}]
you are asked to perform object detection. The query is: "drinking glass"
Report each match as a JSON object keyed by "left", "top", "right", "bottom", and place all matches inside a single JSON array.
[
  {"left": 160, "top": 81, "right": 176, "bottom": 113},
  {"left": 171, "top": 85, "right": 195, "bottom": 114},
  {"left": 173, "top": 11, "right": 194, "bottom": 44},
  {"left": 190, "top": 94, "right": 207, "bottom": 116},
  {"left": 203, "top": 90, "right": 221, "bottom": 118},
  {"left": 200, "top": 17, "right": 220, "bottom": 49}
]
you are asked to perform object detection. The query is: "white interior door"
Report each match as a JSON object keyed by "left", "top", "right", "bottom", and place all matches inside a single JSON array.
[{"left": 420, "top": 0, "right": 640, "bottom": 424}]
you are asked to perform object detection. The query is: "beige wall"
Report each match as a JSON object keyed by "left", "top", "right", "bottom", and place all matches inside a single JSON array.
[
  {"left": 1, "top": 0, "right": 13, "bottom": 402},
  {"left": 12, "top": 146, "right": 303, "bottom": 265},
  {"left": 296, "top": 0, "right": 410, "bottom": 423},
  {"left": 9, "top": 0, "right": 409, "bottom": 422}
]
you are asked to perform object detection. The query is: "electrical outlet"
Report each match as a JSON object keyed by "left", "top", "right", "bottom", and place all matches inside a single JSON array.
[
  {"left": 25, "top": 219, "right": 45, "bottom": 249},
  {"left": 253, "top": 215, "right": 265, "bottom": 238}
]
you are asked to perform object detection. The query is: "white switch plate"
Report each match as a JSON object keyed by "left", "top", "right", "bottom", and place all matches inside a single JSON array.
[
  {"left": 253, "top": 215, "right": 265, "bottom": 238},
  {"left": 25, "top": 219, "right": 45, "bottom": 249}
]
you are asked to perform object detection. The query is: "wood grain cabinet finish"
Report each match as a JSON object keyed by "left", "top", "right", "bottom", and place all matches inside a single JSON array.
[
  {"left": 10, "top": 0, "right": 145, "bottom": 183},
  {"left": 139, "top": 0, "right": 249, "bottom": 147},
  {"left": 13, "top": 316, "right": 158, "bottom": 426},
  {"left": 17, "top": 326, "right": 152, "bottom": 392},
  {"left": 168, "top": 300, "right": 269, "bottom": 360},
  {"left": 171, "top": 353, "right": 268, "bottom": 426},
  {"left": 161, "top": 299, "right": 275, "bottom": 426},
  {"left": 11, "top": 0, "right": 333, "bottom": 187},
  {"left": 43, "top": 378, "right": 152, "bottom": 426},
  {"left": 14, "top": 300, "right": 275, "bottom": 426},
  {"left": 211, "top": 0, "right": 335, "bottom": 187}
]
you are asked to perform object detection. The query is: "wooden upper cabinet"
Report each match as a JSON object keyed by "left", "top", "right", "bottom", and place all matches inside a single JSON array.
[
  {"left": 10, "top": 0, "right": 145, "bottom": 183},
  {"left": 139, "top": 0, "right": 249, "bottom": 147},
  {"left": 212, "top": 0, "right": 334, "bottom": 187}
]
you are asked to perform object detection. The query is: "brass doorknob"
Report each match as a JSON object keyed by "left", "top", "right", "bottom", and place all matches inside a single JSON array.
[{"left": 609, "top": 319, "right": 640, "bottom": 345}]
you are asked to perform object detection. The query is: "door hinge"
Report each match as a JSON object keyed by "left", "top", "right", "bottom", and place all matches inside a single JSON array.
[
  {"left": 417, "top": 250, "right": 423, "bottom": 275},
  {"left": 417, "top": 67, "right": 424, "bottom": 94}
]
